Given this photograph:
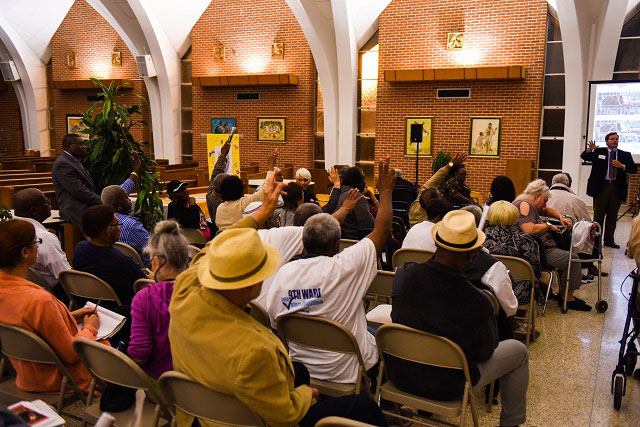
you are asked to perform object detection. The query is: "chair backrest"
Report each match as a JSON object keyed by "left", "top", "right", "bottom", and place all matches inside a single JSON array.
[
  {"left": 483, "top": 290, "right": 499, "bottom": 315},
  {"left": 339, "top": 239, "right": 358, "bottom": 252},
  {"left": 114, "top": 242, "right": 144, "bottom": 267},
  {"left": 159, "top": 371, "right": 265, "bottom": 426},
  {"left": 392, "top": 248, "right": 434, "bottom": 269},
  {"left": 367, "top": 271, "right": 394, "bottom": 299},
  {"left": 0, "top": 323, "right": 83, "bottom": 396},
  {"left": 58, "top": 270, "right": 122, "bottom": 306},
  {"left": 493, "top": 255, "right": 536, "bottom": 284},
  {"left": 134, "top": 278, "right": 155, "bottom": 294},
  {"left": 187, "top": 245, "right": 201, "bottom": 258},
  {"left": 316, "top": 416, "right": 378, "bottom": 427},
  {"left": 26, "top": 267, "right": 53, "bottom": 293},
  {"left": 375, "top": 324, "right": 471, "bottom": 381},
  {"left": 180, "top": 228, "right": 207, "bottom": 245},
  {"left": 248, "top": 301, "right": 272, "bottom": 330},
  {"left": 73, "top": 337, "right": 166, "bottom": 405}
]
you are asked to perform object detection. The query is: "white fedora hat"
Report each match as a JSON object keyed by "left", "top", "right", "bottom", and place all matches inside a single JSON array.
[{"left": 431, "top": 210, "right": 485, "bottom": 252}]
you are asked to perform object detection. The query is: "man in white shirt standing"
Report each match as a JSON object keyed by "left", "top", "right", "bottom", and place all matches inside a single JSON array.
[
  {"left": 12, "top": 188, "right": 71, "bottom": 302},
  {"left": 265, "top": 159, "right": 395, "bottom": 385}
]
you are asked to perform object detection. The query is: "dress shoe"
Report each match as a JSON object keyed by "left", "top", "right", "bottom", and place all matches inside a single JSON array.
[
  {"left": 566, "top": 297, "right": 592, "bottom": 311},
  {"left": 588, "top": 266, "right": 608, "bottom": 277},
  {"left": 604, "top": 242, "right": 620, "bottom": 249}
]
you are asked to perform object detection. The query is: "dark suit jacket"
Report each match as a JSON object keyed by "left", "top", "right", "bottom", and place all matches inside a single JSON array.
[
  {"left": 581, "top": 147, "right": 638, "bottom": 199},
  {"left": 52, "top": 153, "right": 102, "bottom": 227}
]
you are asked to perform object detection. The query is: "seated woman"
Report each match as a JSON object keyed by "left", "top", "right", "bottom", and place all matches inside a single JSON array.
[
  {"left": 215, "top": 174, "right": 267, "bottom": 231},
  {"left": 486, "top": 175, "right": 516, "bottom": 205},
  {"left": 513, "top": 179, "right": 589, "bottom": 311},
  {"left": 0, "top": 219, "right": 100, "bottom": 393},
  {"left": 336, "top": 166, "right": 375, "bottom": 239},
  {"left": 442, "top": 164, "right": 473, "bottom": 204},
  {"left": 296, "top": 168, "right": 318, "bottom": 204},
  {"left": 483, "top": 201, "right": 542, "bottom": 305},
  {"left": 277, "top": 182, "right": 304, "bottom": 227},
  {"left": 128, "top": 220, "right": 190, "bottom": 378}
]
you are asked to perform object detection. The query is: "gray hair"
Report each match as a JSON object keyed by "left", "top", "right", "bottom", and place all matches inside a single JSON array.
[
  {"left": 461, "top": 205, "right": 483, "bottom": 226},
  {"left": 517, "top": 179, "right": 550, "bottom": 201},
  {"left": 294, "top": 203, "right": 322, "bottom": 226},
  {"left": 144, "top": 220, "right": 190, "bottom": 271},
  {"left": 302, "top": 213, "right": 341, "bottom": 255},
  {"left": 551, "top": 173, "right": 570, "bottom": 186},
  {"left": 394, "top": 168, "right": 403, "bottom": 178},
  {"left": 101, "top": 185, "right": 127, "bottom": 206},
  {"left": 295, "top": 168, "right": 311, "bottom": 180}
]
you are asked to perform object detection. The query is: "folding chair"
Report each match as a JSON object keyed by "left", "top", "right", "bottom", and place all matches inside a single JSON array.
[
  {"left": 73, "top": 337, "right": 170, "bottom": 427},
  {"left": 277, "top": 314, "right": 372, "bottom": 397},
  {"left": 316, "top": 416, "right": 378, "bottom": 427},
  {"left": 248, "top": 301, "right": 272, "bottom": 330},
  {"left": 159, "top": 370, "right": 265, "bottom": 426},
  {"left": 375, "top": 324, "right": 479, "bottom": 427},
  {"left": 58, "top": 270, "right": 121, "bottom": 310},
  {"left": 366, "top": 270, "right": 394, "bottom": 306},
  {"left": 26, "top": 267, "right": 54, "bottom": 294},
  {"left": 481, "top": 290, "right": 498, "bottom": 414},
  {"left": 493, "top": 255, "right": 537, "bottom": 346},
  {"left": 0, "top": 323, "right": 85, "bottom": 412},
  {"left": 391, "top": 248, "right": 434, "bottom": 270},
  {"left": 339, "top": 239, "right": 358, "bottom": 252},
  {"left": 180, "top": 228, "right": 207, "bottom": 246},
  {"left": 114, "top": 242, "right": 144, "bottom": 268},
  {"left": 134, "top": 278, "right": 155, "bottom": 294}
]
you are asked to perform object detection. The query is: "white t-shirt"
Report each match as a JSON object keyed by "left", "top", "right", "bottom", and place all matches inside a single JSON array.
[
  {"left": 265, "top": 238, "right": 378, "bottom": 383},
  {"left": 253, "top": 226, "right": 304, "bottom": 307},
  {"left": 13, "top": 216, "right": 71, "bottom": 287},
  {"left": 481, "top": 261, "right": 518, "bottom": 317},
  {"left": 402, "top": 221, "right": 436, "bottom": 251}
]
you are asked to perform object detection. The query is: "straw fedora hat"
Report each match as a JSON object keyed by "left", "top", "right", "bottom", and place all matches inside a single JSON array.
[
  {"left": 431, "top": 210, "right": 485, "bottom": 252},
  {"left": 198, "top": 228, "right": 280, "bottom": 290}
]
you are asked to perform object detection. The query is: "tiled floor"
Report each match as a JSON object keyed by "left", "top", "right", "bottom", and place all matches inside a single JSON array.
[{"left": 59, "top": 216, "right": 640, "bottom": 426}]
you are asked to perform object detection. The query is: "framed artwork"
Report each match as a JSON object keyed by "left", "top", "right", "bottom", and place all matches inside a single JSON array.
[
  {"left": 469, "top": 117, "right": 501, "bottom": 157},
  {"left": 112, "top": 51, "right": 122, "bottom": 66},
  {"left": 272, "top": 42, "right": 284, "bottom": 59},
  {"left": 66, "top": 115, "right": 89, "bottom": 140},
  {"left": 404, "top": 117, "right": 433, "bottom": 157},
  {"left": 258, "top": 117, "right": 286, "bottom": 142},
  {"left": 214, "top": 44, "right": 225, "bottom": 61},
  {"left": 447, "top": 32, "right": 464, "bottom": 50},
  {"left": 66, "top": 52, "right": 77, "bottom": 69},
  {"left": 211, "top": 118, "right": 236, "bottom": 134}
]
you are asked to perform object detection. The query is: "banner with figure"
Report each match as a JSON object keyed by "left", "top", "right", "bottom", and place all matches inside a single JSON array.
[{"left": 206, "top": 133, "right": 240, "bottom": 178}]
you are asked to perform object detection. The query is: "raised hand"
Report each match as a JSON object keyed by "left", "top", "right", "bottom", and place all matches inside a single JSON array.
[
  {"left": 376, "top": 157, "right": 396, "bottom": 193},
  {"left": 451, "top": 152, "right": 467, "bottom": 166},
  {"left": 341, "top": 188, "right": 364, "bottom": 211},
  {"left": 267, "top": 149, "right": 280, "bottom": 171},
  {"left": 588, "top": 140, "right": 597, "bottom": 151},
  {"left": 220, "top": 139, "right": 232, "bottom": 158},
  {"left": 261, "top": 167, "right": 287, "bottom": 212},
  {"left": 327, "top": 167, "right": 340, "bottom": 187},
  {"left": 131, "top": 151, "right": 143, "bottom": 173}
]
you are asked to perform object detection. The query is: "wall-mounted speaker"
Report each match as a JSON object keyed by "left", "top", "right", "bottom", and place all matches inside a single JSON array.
[
  {"left": 410, "top": 123, "right": 423, "bottom": 143},
  {"left": 0, "top": 61, "right": 20, "bottom": 81},
  {"left": 136, "top": 55, "right": 157, "bottom": 77}
]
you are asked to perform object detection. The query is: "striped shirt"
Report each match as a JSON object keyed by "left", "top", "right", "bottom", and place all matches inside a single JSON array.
[{"left": 117, "top": 178, "right": 150, "bottom": 265}]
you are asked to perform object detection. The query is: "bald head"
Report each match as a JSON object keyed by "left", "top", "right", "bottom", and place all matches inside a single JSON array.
[
  {"left": 293, "top": 203, "right": 322, "bottom": 226},
  {"left": 101, "top": 185, "right": 131, "bottom": 215},
  {"left": 13, "top": 188, "right": 51, "bottom": 223}
]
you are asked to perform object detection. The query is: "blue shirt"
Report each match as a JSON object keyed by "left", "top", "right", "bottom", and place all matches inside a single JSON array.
[{"left": 116, "top": 213, "right": 151, "bottom": 266}]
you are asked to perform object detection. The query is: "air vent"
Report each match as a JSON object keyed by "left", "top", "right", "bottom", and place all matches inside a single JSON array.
[
  {"left": 87, "top": 95, "right": 105, "bottom": 102},
  {"left": 437, "top": 88, "right": 470, "bottom": 98},
  {"left": 237, "top": 92, "right": 260, "bottom": 101}
]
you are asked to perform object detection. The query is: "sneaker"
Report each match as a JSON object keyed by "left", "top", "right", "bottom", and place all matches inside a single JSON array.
[
  {"left": 566, "top": 298, "right": 592, "bottom": 311},
  {"left": 581, "top": 274, "right": 595, "bottom": 284}
]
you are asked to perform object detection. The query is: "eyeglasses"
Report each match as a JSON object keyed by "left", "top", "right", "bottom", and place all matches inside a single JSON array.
[
  {"left": 33, "top": 238, "right": 43, "bottom": 246},
  {"left": 108, "top": 222, "right": 122, "bottom": 227}
]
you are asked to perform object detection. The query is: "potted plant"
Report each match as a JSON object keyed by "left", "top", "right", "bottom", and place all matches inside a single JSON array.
[
  {"left": 81, "top": 78, "right": 164, "bottom": 230},
  {"left": 432, "top": 151, "right": 452, "bottom": 174},
  {"left": 0, "top": 204, "right": 12, "bottom": 221}
]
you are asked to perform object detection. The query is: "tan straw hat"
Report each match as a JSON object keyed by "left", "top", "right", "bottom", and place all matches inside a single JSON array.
[
  {"left": 198, "top": 228, "right": 281, "bottom": 290},
  {"left": 431, "top": 210, "right": 486, "bottom": 252}
]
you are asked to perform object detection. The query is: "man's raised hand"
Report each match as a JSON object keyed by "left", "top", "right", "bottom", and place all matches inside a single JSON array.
[
  {"left": 588, "top": 140, "right": 597, "bottom": 151},
  {"left": 451, "top": 152, "right": 467, "bottom": 166},
  {"left": 376, "top": 157, "right": 396, "bottom": 193}
]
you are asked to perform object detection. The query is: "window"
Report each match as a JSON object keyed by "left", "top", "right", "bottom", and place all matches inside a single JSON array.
[
  {"left": 357, "top": 33, "right": 378, "bottom": 186},
  {"left": 613, "top": 11, "right": 640, "bottom": 80},
  {"left": 180, "top": 49, "right": 193, "bottom": 162}
]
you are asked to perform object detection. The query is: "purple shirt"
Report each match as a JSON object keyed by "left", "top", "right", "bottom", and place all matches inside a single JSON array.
[{"left": 128, "top": 281, "right": 174, "bottom": 378}]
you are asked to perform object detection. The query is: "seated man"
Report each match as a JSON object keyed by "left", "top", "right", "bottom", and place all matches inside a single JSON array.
[
  {"left": 11, "top": 188, "right": 70, "bottom": 301},
  {"left": 392, "top": 168, "right": 418, "bottom": 207},
  {"left": 101, "top": 185, "right": 151, "bottom": 265},
  {"left": 391, "top": 210, "right": 529, "bottom": 427},
  {"left": 442, "top": 164, "right": 473, "bottom": 204},
  {"left": 547, "top": 173, "right": 590, "bottom": 222},
  {"left": 402, "top": 198, "right": 454, "bottom": 251},
  {"left": 74, "top": 205, "right": 146, "bottom": 306},
  {"left": 265, "top": 159, "right": 395, "bottom": 384},
  {"left": 167, "top": 180, "right": 211, "bottom": 239},
  {"left": 169, "top": 230, "right": 386, "bottom": 427}
]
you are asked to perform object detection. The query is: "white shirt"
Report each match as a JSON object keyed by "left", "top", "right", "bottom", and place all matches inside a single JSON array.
[
  {"left": 253, "top": 226, "right": 304, "bottom": 307},
  {"left": 265, "top": 238, "right": 378, "bottom": 383},
  {"left": 481, "top": 261, "right": 519, "bottom": 317},
  {"left": 13, "top": 216, "right": 71, "bottom": 287},
  {"left": 402, "top": 221, "right": 436, "bottom": 251}
]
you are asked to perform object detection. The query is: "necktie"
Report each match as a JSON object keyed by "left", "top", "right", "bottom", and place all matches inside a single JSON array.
[{"left": 608, "top": 150, "right": 617, "bottom": 180}]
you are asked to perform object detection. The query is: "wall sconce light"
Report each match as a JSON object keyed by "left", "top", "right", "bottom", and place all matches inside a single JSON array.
[
  {"left": 272, "top": 42, "right": 284, "bottom": 59},
  {"left": 214, "top": 44, "right": 225, "bottom": 62},
  {"left": 66, "top": 51, "right": 77, "bottom": 69},
  {"left": 112, "top": 50, "right": 122, "bottom": 66},
  {"left": 447, "top": 33, "right": 464, "bottom": 50}
]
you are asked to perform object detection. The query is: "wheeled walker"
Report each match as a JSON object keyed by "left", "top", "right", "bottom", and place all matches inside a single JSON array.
[{"left": 611, "top": 270, "right": 640, "bottom": 410}]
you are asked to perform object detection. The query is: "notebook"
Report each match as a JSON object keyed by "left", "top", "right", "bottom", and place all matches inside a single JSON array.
[
  {"left": 77, "top": 302, "right": 126, "bottom": 340},
  {"left": 9, "top": 399, "right": 65, "bottom": 426}
]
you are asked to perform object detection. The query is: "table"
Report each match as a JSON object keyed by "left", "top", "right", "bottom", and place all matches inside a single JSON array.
[
  {"left": 11, "top": 209, "right": 68, "bottom": 247},
  {"left": 248, "top": 179, "right": 314, "bottom": 188},
  {"left": 158, "top": 193, "right": 210, "bottom": 218}
]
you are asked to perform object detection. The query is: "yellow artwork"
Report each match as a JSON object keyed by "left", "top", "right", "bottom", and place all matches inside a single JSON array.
[
  {"left": 67, "top": 52, "right": 77, "bottom": 69},
  {"left": 112, "top": 51, "right": 122, "bottom": 66},
  {"left": 405, "top": 117, "right": 432, "bottom": 157},
  {"left": 257, "top": 117, "right": 286, "bottom": 142},
  {"left": 447, "top": 33, "right": 464, "bottom": 50},
  {"left": 272, "top": 42, "right": 284, "bottom": 59},
  {"left": 207, "top": 133, "right": 240, "bottom": 178},
  {"left": 214, "top": 44, "right": 225, "bottom": 61}
]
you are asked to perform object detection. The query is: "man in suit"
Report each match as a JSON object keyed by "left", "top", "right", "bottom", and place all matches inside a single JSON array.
[
  {"left": 581, "top": 132, "right": 638, "bottom": 248},
  {"left": 52, "top": 134, "right": 141, "bottom": 227}
]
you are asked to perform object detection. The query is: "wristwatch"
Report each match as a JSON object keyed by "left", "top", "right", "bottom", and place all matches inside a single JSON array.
[
  {"left": 546, "top": 221, "right": 552, "bottom": 230},
  {"left": 448, "top": 161, "right": 454, "bottom": 168}
]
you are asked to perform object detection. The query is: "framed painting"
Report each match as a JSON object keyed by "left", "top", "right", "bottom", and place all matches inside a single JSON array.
[
  {"left": 469, "top": 117, "right": 501, "bottom": 157},
  {"left": 66, "top": 115, "right": 89, "bottom": 140},
  {"left": 404, "top": 117, "right": 433, "bottom": 157},
  {"left": 257, "top": 117, "right": 286, "bottom": 142},
  {"left": 211, "top": 118, "right": 236, "bottom": 134}
]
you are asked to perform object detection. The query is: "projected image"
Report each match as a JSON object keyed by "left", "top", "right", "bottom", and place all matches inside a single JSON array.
[{"left": 592, "top": 83, "right": 640, "bottom": 154}]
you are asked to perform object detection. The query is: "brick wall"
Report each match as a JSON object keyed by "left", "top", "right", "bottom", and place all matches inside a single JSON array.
[
  {"left": 0, "top": 84, "right": 24, "bottom": 155},
  {"left": 49, "top": 0, "right": 151, "bottom": 152},
  {"left": 376, "top": 0, "right": 547, "bottom": 198},
  {"left": 191, "top": 0, "right": 315, "bottom": 169}
]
